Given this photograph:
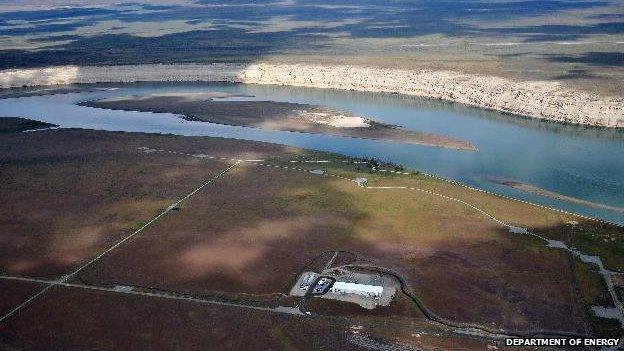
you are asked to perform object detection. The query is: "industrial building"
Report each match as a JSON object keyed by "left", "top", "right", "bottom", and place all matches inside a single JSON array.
[{"left": 329, "top": 282, "right": 383, "bottom": 298}]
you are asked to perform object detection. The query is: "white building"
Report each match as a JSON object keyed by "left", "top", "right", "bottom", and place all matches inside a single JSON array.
[{"left": 329, "top": 282, "right": 383, "bottom": 298}]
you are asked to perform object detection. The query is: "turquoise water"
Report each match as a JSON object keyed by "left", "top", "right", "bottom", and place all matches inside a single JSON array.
[{"left": 1, "top": 82, "right": 623, "bottom": 225}]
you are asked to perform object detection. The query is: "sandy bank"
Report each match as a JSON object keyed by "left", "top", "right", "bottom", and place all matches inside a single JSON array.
[
  {"left": 491, "top": 178, "right": 624, "bottom": 213},
  {"left": 1, "top": 63, "right": 622, "bottom": 127}
]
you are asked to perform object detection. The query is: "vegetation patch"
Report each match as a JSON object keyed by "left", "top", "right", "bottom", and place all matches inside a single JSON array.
[
  {"left": 0, "top": 128, "right": 620, "bottom": 342},
  {"left": 0, "top": 117, "right": 57, "bottom": 133}
]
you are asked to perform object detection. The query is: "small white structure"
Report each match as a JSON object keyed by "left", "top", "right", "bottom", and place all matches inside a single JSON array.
[
  {"left": 354, "top": 177, "right": 368, "bottom": 186},
  {"left": 330, "top": 282, "right": 383, "bottom": 298},
  {"left": 299, "top": 272, "right": 318, "bottom": 290}
]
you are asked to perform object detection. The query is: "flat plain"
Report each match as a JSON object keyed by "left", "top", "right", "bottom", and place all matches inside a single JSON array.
[
  {"left": 1, "top": 1, "right": 623, "bottom": 349},
  {"left": 1, "top": 0, "right": 622, "bottom": 96},
  {"left": 1, "top": 120, "right": 622, "bottom": 350}
]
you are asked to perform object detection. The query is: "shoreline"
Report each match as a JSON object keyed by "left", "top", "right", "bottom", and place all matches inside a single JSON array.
[
  {"left": 80, "top": 93, "right": 477, "bottom": 151},
  {"left": 0, "top": 63, "right": 622, "bottom": 128},
  {"left": 489, "top": 178, "right": 624, "bottom": 213}
]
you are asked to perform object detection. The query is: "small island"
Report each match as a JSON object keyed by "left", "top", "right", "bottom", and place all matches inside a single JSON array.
[{"left": 81, "top": 93, "right": 476, "bottom": 151}]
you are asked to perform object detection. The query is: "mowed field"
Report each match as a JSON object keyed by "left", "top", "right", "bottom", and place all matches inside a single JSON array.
[{"left": 0, "top": 124, "right": 622, "bottom": 350}]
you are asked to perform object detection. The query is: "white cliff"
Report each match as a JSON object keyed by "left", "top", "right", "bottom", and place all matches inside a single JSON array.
[{"left": 1, "top": 63, "right": 622, "bottom": 127}]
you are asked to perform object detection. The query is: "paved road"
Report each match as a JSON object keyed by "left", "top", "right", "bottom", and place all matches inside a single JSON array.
[{"left": 0, "top": 274, "right": 304, "bottom": 316}]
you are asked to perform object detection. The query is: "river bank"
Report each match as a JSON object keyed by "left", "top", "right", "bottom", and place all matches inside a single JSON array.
[
  {"left": 1, "top": 63, "right": 622, "bottom": 128},
  {"left": 1, "top": 82, "right": 623, "bottom": 225},
  {"left": 489, "top": 178, "right": 624, "bottom": 213}
]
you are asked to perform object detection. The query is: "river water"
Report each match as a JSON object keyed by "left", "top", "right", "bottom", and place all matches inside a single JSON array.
[{"left": 1, "top": 82, "right": 623, "bottom": 225}]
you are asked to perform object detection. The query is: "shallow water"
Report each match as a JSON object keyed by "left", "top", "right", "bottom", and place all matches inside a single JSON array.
[{"left": 1, "top": 82, "right": 623, "bottom": 225}]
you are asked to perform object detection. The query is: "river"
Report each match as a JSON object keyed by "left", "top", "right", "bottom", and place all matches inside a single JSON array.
[{"left": 1, "top": 82, "right": 623, "bottom": 225}]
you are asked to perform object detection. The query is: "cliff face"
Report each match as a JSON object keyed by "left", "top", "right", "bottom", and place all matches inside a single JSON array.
[
  {"left": 242, "top": 64, "right": 624, "bottom": 128},
  {"left": 1, "top": 63, "right": 622, "bottom": 127},
  {"left": 0, "top": 64, "right": 243, "bottom": 87}
]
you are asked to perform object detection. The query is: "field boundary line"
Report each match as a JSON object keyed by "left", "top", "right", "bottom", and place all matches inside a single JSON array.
[
  {"left": 0, "top": 274, "right": 302, "bottom": 316},
  {"left": 0, "top": 160, "right": 240, "bottom": 323},
  {"left": 63, "top": 160, "right": 241, "bottom": 281}
]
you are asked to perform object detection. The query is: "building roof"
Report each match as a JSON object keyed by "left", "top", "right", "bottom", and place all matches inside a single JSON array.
[{"left": 331, "top": 282, "right": 383, "bottom": 295}]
